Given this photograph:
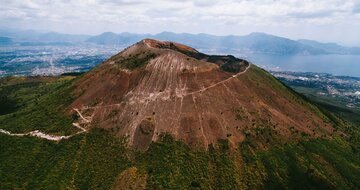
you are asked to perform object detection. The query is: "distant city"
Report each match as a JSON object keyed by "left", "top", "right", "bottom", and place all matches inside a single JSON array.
[{"left": 272, "top": 71, "right": 360, "bottom": 111}]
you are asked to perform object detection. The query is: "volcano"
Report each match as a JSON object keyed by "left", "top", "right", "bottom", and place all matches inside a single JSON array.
[
  {"left": 70, "top": 39, "right": 333, "bottom": 150},
  {"left": 2, "top": 39, "right": 359, "bottom": 190}
]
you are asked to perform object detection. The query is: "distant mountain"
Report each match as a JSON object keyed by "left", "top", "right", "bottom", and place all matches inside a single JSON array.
[
  {"left": 298, "top": 39, "right": 360, "bottom": 55},
  {"left": 218, "top": 32, "right": 326, "bottom": 55},
  {"left": 2, "top": 28, "right": 360, "bottom": 55},
  {"left": 0, "top": 29, "right": 90, "bottom": 44},
  {"left": 0, "top": 29, "right": 41, "bottom": 41},
  {"left": 35, "top": 32, "right": 90, "bottom": 43},
  {"left": 86, "top": 32, "right": 146, "bottom": 45},
  {"left": 87, "top": 32, "right": 327, "bottom": 55},
  {"left": 0, "top": 37, "right": 13, "bottom": 45}
]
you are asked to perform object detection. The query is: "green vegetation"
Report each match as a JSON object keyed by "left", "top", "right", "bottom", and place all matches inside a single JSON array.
[
  {"left": 243, "top": 138, "right": 360, "bottom": 189},
  {"left": 0, "top": 129, "right": 129, "bottom": 189},
  {"left": 292, "top": 85, "right": 360, "bottom": 126},
  {"left": 134, "top": 135, "right": 243, "bottom": 189},
  {"left": 1, "top": 130, "right": 359, "bottom": 189},
  {"left": 0, "top": 76, "right": 76, "bottom": 135},
  {"left": 115, "top": 52, "right": 157, "bottom": 70},
  {"left": 247, "top": 66, "right": 335, "bottom": 124},
  {"left": 232, "top": 107, "right": 247, "bottom": 121}
]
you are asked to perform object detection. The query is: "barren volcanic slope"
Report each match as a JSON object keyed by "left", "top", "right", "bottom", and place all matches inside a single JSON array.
[{"left": 70, "top": 39, "right": 333, "bottom": 150}]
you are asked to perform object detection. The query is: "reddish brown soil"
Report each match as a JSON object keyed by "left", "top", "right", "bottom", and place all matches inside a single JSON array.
[{"left": 69, "top": 39, "right": 333, "bottom": 150}]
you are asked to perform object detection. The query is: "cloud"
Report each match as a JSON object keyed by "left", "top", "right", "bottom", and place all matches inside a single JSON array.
[
  {"left": 354, "top": 0, "right": 360, "bottom": 13},
  {"left": 168, "top": 0, "right": 219, "bottom": 7},
  {"left": 99, "top": 0, "right": 147, "bottom": 6},
  {"left": 0, "top": 0, "right": 356, "bottom": 24},
  {"left": 0, "top": 0, "right": 359, "bottom": 44},
  {"left": 191, "top": 0, "right": 219, "bottom": 7},
  {"left": 287, "top": 11, "right": 334, "bottom": 19}
]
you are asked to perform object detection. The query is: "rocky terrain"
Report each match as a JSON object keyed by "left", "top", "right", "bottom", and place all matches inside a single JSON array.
[{"left": 66, "top": 39, "right": 336, "bottom": 150}]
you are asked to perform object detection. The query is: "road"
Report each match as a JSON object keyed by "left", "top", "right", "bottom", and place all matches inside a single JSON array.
[{"left": 0, "top": 109, "right": 88, "bottom": 141}]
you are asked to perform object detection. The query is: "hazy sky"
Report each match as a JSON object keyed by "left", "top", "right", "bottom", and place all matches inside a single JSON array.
[{"left": 1, "top": 0, "right": 360, "bottom": 45}]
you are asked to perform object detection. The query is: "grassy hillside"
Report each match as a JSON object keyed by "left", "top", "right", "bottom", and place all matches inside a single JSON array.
[
  {"left": 291, "top": 86, "right": 360, "bottom": 126},
  {"left": 0, "top": 76, "right": 76, "bottom": 135},
  {"left": 0, "top": 129, "right": 129, "bottom": 189},
  {"left": 1, "top": 129, "right": 359, "bottom": 189},
  {"left": 0, "top": 75, "right": 359, "bottom": 189}
]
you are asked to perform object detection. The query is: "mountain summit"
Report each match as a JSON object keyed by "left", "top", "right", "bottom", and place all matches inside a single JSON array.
[{"left": 70, "top": 39, "right": 333, "bottom": 150}]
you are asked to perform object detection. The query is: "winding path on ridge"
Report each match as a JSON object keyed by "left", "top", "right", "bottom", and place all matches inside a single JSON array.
[
  {"left": 0, "top": 63, "right": 251, "bottom": 141},
  {"left": 185, "top": 63, "right": 251, "bottom": 96},
  {"left": 0, "top": 108, "right": 89, "bottom": 141},
  {"left": 80, "top": 63, "right": 252, "bottom": 110}
]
